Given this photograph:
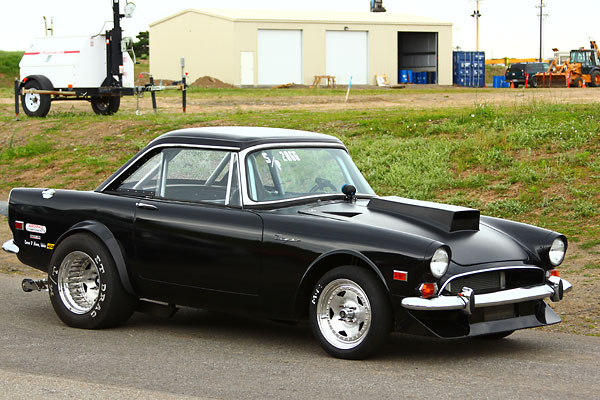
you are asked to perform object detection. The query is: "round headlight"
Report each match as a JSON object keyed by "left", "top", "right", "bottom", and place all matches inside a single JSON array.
[
  {"left": 430, "top": 247, "right": 449, "bottom": 278},
  {"left": 549, "top": 237, "right": 566, "bottom": 266}
]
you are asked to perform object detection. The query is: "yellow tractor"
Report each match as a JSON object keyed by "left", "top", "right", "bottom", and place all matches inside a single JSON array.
[{"left": 536, "top": 41, "right": 600, "bottom": 87}]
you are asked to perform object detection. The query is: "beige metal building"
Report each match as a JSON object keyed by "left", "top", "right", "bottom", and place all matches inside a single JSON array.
[{"left": 149, "top": 9, "right": 453, "bottom": 86}]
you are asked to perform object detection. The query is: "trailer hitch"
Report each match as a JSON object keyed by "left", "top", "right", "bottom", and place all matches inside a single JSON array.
[{"left": 22, "top": 278, "right": 49, "bottom": 292}]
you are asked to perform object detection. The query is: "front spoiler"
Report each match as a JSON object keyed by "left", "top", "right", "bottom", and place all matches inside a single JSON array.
[{"left": 401, "top": 277, "right": 572, "bottom": 312}]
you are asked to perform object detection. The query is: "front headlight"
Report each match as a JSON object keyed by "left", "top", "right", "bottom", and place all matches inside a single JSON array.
[
  {"left": 430, "top": 247, "right": 449, "bottom": 278},
  {"left": 549, "top": 237, "right": 566, "bottom": 266}
]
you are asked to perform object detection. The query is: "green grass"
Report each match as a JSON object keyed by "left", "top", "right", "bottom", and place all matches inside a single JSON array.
[
  {"left": 0, "top": 102, "right": 598, "bottom": 244},
  {"left": 0, "top": 50, "right": 23, "bottom": 87}
]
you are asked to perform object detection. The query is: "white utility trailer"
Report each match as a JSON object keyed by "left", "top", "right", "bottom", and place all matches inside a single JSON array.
[{"left": 16, "top": 0, "right": 187, "bottom": 117}]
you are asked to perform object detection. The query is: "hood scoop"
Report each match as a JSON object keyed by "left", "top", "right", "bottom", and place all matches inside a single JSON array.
[{"left": 367, "top": 196, "right": 480, "bottom": 232}]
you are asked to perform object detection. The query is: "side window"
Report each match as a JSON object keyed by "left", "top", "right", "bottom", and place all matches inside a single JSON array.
[
  {"left": 158, "top": 149, "right": 238, "bottom": 204},
  {"left": 114, "top": 148, "right": 240, "bottom": 206},
  {"left": 115, "top": 152, "right": 162, "bottom": 196}
]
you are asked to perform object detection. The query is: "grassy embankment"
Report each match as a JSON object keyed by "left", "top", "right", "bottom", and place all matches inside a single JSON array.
[
  {"left": 0, "top": 104, "right": 598, "bottom": 246},
  {"left": 0, "top": 50, "right": 23, "bottom": 87}
]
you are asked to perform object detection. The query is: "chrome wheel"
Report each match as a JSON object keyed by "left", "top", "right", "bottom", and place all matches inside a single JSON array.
[
  {"left": 57, "top": 251, "right": 100, "bottom": 314},
  {"left": 316, "top": 279, "right": 372, "bottom": 350},
  {"left": 24, "top": 89, "right": 41, "bottom": 112}
]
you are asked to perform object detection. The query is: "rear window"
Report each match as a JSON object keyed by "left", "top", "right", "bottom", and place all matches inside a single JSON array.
[{"left": 507, "top": 64, "right": 524, "bottom": 73}]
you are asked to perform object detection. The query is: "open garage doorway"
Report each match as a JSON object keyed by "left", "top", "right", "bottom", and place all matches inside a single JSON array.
[{"left": 397, "top": 32, "right": 438, "bottom": 84}]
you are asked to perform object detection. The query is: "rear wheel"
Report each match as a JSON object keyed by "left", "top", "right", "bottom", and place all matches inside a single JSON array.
[
  {"left": 21, "top": 80, "right": 51, "bottom": 117},
  {"left": 309, "top": 266, "right": 391, "bottom": 359},
  {"left": 91, "top": 96, "right": 121, "bottom": 115},
  {"left": 48, "top": 233, "right": 137, "bottom": 329},
  {"left": 590, "top": 71, "right": 600, "bottom": 87}
]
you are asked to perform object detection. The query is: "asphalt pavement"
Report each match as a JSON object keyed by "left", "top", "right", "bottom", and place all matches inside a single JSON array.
[{"left": 0, "top": 273, "right": 598, "bottom": 399}]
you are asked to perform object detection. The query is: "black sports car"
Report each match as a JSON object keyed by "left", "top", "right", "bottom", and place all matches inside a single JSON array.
[{"left": 2, "top": 127, "right": 571, "bottom": 359}]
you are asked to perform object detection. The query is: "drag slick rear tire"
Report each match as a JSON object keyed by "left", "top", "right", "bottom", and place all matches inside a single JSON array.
[
  {"left": 309, "top": 266, "right": 392, "bottom": 359},
  {"left": 48, "top": 233, "right": 137, "bottom": 329}
]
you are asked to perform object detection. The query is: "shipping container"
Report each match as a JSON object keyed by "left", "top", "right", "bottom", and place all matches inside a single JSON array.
[{"left": 453, "top": 51, "right": 485, "bottom": 88}]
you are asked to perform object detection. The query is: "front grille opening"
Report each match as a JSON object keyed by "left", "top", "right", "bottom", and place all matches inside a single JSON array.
[
  {"left": 444, "top": 268, "right": 545, "bottom": 295},
  {"left": 446, "top": 271, "right": 504, "bottom": 295}
]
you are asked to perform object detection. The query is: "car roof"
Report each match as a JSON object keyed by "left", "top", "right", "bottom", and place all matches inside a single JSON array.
[{"left": 150, "top": 126, "right": 344, "bottom": 150}]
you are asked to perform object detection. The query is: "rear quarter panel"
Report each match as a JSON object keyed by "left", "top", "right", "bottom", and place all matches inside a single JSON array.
[{"left": 8, "top": 188, "right": 136, "bottom": 272}]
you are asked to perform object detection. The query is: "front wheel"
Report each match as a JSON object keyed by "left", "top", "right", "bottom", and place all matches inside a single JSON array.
[
  {"left": 309, "top": 266, "right": 392, "bottom": 359},
  {"left": 21, "top": 80, "right": 51, "bottom": 117},
  {"left": 48, "top": 233, "right": 137, "bottom": 329}
]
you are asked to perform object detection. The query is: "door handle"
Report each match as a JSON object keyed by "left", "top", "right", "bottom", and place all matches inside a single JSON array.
[{"left": 136, "top": 202, "right": 158, "bottom": 211}]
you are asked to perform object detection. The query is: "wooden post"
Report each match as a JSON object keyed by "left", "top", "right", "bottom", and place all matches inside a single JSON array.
[{"left": 14, "top": 78, "right": 20, "bottom": 121}]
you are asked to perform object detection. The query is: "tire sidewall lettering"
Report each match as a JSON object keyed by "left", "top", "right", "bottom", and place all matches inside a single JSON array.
[
  {"left": 311, "top": 283, "right": 324, "bottom": 306},
  {"left": 89, "top": 253, "right": 107, "bottom": 318}
]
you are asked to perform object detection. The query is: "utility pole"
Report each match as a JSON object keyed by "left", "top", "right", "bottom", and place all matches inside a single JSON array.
[
  {"left": 471, "top": 1, "right": 482, "bottom": 51},
  {"left": 536, "top": 1, "right": 548, "bottom": 61}
]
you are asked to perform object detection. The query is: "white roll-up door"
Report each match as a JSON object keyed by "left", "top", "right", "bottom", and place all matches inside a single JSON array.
[
  {"left": 326, "top": 31, "right": 368, "bottom": 85},
  {"left": 257, "top": 30, "right": 302, "bottom": 85}
]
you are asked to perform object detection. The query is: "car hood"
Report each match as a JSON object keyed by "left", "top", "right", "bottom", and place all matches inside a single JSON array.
[{"left": 299, "top": 197, "right": 530, "bottom": 266}]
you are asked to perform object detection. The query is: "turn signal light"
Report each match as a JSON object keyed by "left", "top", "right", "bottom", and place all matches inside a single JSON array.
[{"left": 419, "top": 283, "right": 438, "bottom": 299}]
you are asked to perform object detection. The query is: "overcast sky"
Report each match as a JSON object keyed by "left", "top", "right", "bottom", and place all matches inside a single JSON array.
[{"left": 2, "top": 0, "right": 598, "bottom": 59}]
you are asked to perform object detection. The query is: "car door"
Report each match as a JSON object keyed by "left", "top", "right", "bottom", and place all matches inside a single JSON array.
[{"left": 114, "top": 146, "right": 263, "bottom": 296}]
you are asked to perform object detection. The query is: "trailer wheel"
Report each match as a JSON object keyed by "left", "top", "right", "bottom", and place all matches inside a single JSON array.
[
  {"left": 21, "top": 80, "right": 51, "bottom": 117},
  {"left": 91, "top": 96, "right": 120, "bottom": 115},
  {"left": 590, "top": 71, "right": 600, "bottom": 87}
]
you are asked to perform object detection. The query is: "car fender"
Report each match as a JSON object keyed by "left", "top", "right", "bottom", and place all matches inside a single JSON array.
[
  {"left": 293, "top": 249, "right": 391, "bottom": 316},
  {"left": 55, "top": 220, "right": 137, "bottom": 296},
  {"left": 21, "top": 74, "right": 54, "bottom": 90}
]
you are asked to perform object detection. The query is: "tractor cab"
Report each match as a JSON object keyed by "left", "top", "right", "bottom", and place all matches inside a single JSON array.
[{"left": 570, "top": 49, "right": 599, "bottom": 73}]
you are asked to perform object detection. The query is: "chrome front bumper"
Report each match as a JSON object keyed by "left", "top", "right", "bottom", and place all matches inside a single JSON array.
[
  {"left": 401, "top": 276, "right": 572, "bottom": 313},
  {"left": 2, "top": 239, "right": 19, "bottom": 254}
]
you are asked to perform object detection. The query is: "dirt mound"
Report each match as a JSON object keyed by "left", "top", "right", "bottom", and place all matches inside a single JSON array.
[{"left": 190, "top": 76, "right": 233, "bottom": 89}]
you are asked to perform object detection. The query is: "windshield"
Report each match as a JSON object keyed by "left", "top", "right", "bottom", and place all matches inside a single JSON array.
[{"left": 245, "top": 147, "right": 375, "bottom": 202}]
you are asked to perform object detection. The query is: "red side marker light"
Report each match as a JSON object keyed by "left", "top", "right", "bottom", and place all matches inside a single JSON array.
[
  {"left": 393, "top": 270, "right": 408, "bottom": 282},
  {"left": 549, "top": 269, "right": 560, "bottom": 277},
  {"left": 419, "top": 283, "right": 438, "bottom": 299},
  {"left": 15, "top": 221, "right": 24, "bottom": 230},
  {"left": 23, "top": 77, "right": 28, "bottom": 83}
]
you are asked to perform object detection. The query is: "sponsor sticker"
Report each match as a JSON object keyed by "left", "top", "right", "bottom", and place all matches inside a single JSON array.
[
  {"left": 30, "top": 234, "right": 41, "bottom": 240},
  {"left": 26, "top": 223, "right": 46, "bottom": 234},
  {"left": 46, "top": 243, "right": 55, "bottom": 250}
]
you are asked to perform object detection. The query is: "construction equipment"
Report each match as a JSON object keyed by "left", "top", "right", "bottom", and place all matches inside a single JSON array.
[{"left": 536, "top": 41, "right": 600, "bottom": 88}]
